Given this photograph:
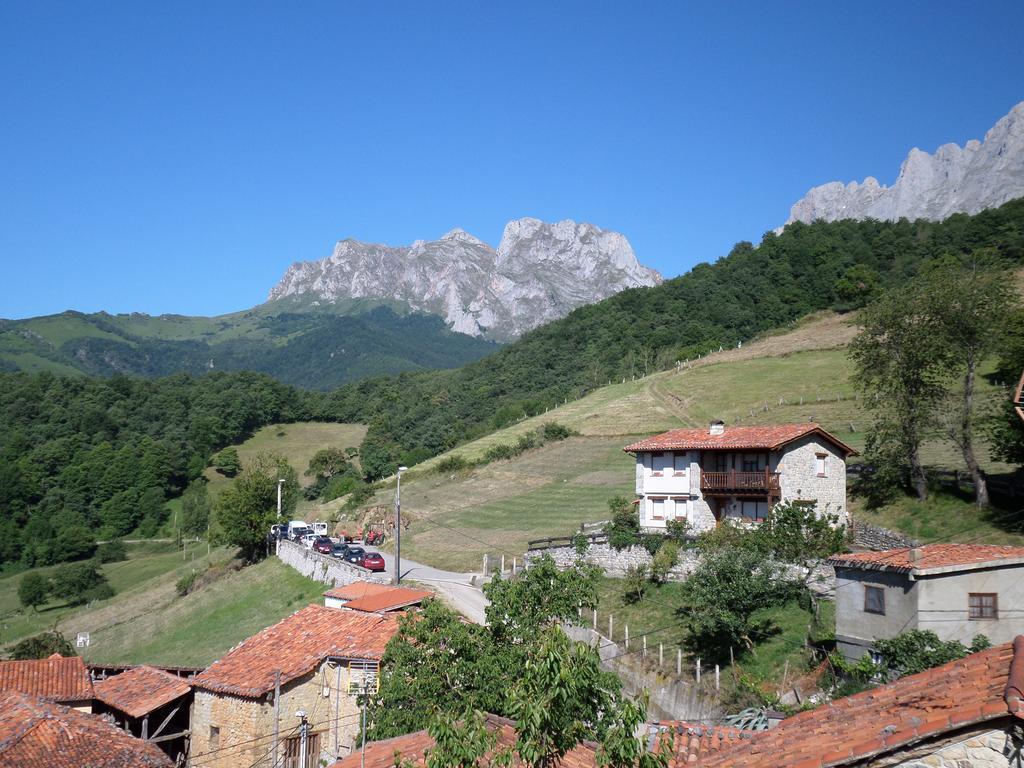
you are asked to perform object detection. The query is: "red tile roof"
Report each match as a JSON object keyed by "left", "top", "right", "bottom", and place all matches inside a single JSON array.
[
  {"left": 828, "top": 544, "right": 1024, "bottom": 575},
  {"left": 0, "top": 654, "right": 93, "bottom": 704},
  {"left": 323, "top": 582, "right": 394, "bottom": 601},
  {"left": 658, "top": 722, "right": 753, "bottom": 765},
  {"left": 623, "top": 423, "right": 856, "bottom": 456},
  {"left": 329, "top": 715, "right": 597, "bottom": 768},
  {"left": 93, "top": 666, "right": 191, "bottom": 719},
  {"left": 0, "top": 690, "right": 172, "bottom": 767},
  {"left": 696, "top": 637, "right": 1024, "bottom": 767},
  {"left": 343, "top": 587, "right": 434, "bottom": 613},
  {"left": 192, "top": 604, "right": 399, "bottom": 698}
]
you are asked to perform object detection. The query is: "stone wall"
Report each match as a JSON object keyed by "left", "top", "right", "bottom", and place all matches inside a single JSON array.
[
  {"left": 776, "top": 435, "right": 849, "bottom": 525},
  {"left": 190, "top": 663, "right": 365, "bottom": 768},
  {"left": 849, "top": 519, "right": 919, "bottom": 550},
  {"left": 893, "top": 728, "right": 1013, "bottom": 767},
  {"left": 276, "top": 540, "right": 388, "bottom": 587},
  {"left": 524, "top": 542, "right": 700, "bottom": 579}
]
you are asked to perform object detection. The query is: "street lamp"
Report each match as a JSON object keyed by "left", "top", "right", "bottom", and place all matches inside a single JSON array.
[
  {"left": 394, "top": 466, "right": 408, "bottom": 586},
  {"left": 276, "top": 478, "right": 285, "bottom": 521}
]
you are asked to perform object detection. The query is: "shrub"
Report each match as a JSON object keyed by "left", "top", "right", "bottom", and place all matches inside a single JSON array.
[
  {"left": 436, "top": 455, "right": 470, "bottom": 474},
  {"left": 605, "top": 496, "right": 640, "bottom": 551},
  {"left": 53, "top": 562, "right": 115, "bottom": 606},
  {"left": 664, "top": 518, "right": 692, "bottom": 543},
  {"left": 175, "top": 571, "right": 198, "bottom": 597},
  {"left": 650, "top": 541, "right": 680, "bottom": 584},
  {"left": 212, "top": 446, "right": 242, "bottom": 477},
  {"left": 639, "top": 533, "right": 663, "bottom": 556},
  {"left": 623, "top": 564, "right": 648, "bottom": 603},
  {"left": 9, "top": 631, "right": 76, "bottom": 660},
  {"left": 96, "top": 540, "right": 128, "bottom": 563},
  {"left": 572, "top": 533, "right": 590, "bottom": 556},
  {"left": 483, "top": 443, "right": 517, "bottom": 463},
  {"left": 18, "top": 572, "right": 50, "bottom": 611},
  {"left": 541, "top": 422, "right": 577, "bottom": 441}
]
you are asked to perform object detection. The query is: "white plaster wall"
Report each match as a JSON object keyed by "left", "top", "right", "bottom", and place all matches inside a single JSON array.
[
  {"left": 916, "top": 566, "right": 1024, "bottom": 646},
  {"left": 834, "top": 567, "right": 918, "bottom": 662}
]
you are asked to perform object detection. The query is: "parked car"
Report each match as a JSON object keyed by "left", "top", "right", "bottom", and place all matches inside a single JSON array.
[
  {"left": 361, "top": 552, "right": 386, "bottom": 572},
  {"left": 331, "top": 543, "right": 351, "bottom": 559},
  {"left": 343, "top": 546, "right": 366, "bottom": 565},
  {"left": 312, "top": 536, "right": 333, "bottom": 555},
  {"left": 301, "top": 534, "right": 317, "bottom": 549}
]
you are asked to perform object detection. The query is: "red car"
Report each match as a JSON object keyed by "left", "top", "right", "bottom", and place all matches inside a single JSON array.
[
  {"left": 312, "top": 536, "right": 334, "bottom": 555},
  {"left": 361, "top": 552, "right": 386, "bottom": 572}
]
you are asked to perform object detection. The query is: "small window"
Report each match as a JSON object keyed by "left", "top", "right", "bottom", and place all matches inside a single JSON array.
[
  {"left": 673, "top": 452, "right": 687, "bottom": 474},
  {"left": 741, "top": 453, "right": 767, "bottom": 472},
  {"left": 652, "top": 453, "right": 666, "bottom": 476},
  {"left": 651, "top": 498, "right": 665, "bottom": 520},
  {"left": 209, "top": 726, "right": 220, "bottom": 751},
  {"left": 711, "top": 453, "right": 729, "bottom": 472},
  {"left": 969, "top": 593, "right": 998, "bottom": 620},
  {"left": 739, "top": 500, "right": 768, "bottom": 521},
  {"left": 814, "top": 453, "right": 827, "bottom": 477},
  {"left": 864, "top": 585, "right": 885, "bottom": 615}
]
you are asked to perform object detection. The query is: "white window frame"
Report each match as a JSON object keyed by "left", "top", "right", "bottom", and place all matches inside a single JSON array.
[
  {"left": 650, "top": 497, "right": 666, "bottom": 521},
  {"left": 814, "top": 453, "right": 827, "bottom": 477}
]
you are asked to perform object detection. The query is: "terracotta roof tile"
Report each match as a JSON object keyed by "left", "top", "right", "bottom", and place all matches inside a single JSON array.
[
  {"left": 623, "top": 423, "right": 856, "bottom": 456},
  {"left": 828, "top": 544, "right": 1024, "bottom": 574},
  {"left": 343, "top": 587, "right": 434, "bottom": 613},
  {"left": 323, "top": 582, "right": 394, "bottom": 601},
  {"left": 0, "top": 655, "right": 93, "bottom": 703},
  {"left": 656, "top": 722, "right": 754, "bottom": 765},
  {"left": 193, "top": 604, "right": 399, "bottom": 698},
  {"left": 0, "top": 690, "right": 172, "bottom": 767},
  {"left": 329, "top": 715, "right": 597, "bottom": 768},
  {"left": 93, "top": 666, "right": 191, "bottom": 719},
  {"left": 696, "top": 638, "right": 1023, "bottom": 767}
]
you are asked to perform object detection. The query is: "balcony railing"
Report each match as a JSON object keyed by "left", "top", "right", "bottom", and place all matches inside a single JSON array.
[{"left": 700, "top": 469, "right": 781, "bottom": 495}]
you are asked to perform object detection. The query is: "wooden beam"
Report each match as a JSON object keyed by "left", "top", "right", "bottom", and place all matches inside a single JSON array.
[
  {"left": 147, "top": 703, "right": 181, "bottom": 741},
  {"left": 148, "top": 729, "right": 190, "bottom": 744}
]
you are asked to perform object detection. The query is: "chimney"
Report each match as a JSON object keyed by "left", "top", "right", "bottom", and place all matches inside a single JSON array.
[
  {"left": 709, "top": 420, "right": 725, "bottom": 436},
  {"left": 908, "top": 548, "right": 923, "bottom": 563}
]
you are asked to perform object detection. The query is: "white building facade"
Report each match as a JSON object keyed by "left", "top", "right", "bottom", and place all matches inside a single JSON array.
[{"left": 624, "top": 422, "right": 854, "bottom": 533}]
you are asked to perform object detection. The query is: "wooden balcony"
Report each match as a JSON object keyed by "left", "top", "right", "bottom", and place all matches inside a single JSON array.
[{"left": 700, "top": 469, "right": 781, "bottom": 498}]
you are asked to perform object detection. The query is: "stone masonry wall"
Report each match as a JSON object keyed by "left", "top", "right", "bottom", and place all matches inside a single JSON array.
[
  {"left": 277, "top": 539, "right": 388, "bottom": 587},
  {"left": 892, "top": 728, "right": 1013, "bottom": 767},
  {"left": 190, "top": 663, "right": 365, "bottom": 768},
  {"left": 849, "top": 519, "right": 920, "bottom": 550},
  {"left": 524, "top": 542, "right": 700, "bottom": 579},
  {"left": 777, "top": 436, "right": 848, "bottom": 524}
]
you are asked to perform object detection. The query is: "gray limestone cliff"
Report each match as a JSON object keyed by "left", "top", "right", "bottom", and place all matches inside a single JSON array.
[
  {"left": 782, "top": 102, "right": 1024, "bottom": 229},
  {"left": 268, "top": 218, "right": 662, "bottom": 341}
]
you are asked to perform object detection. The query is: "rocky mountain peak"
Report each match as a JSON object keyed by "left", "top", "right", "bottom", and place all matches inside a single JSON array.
[
  {"left": 267, "top": 218, "right": 661, "bottom": 341},
  {"left": 780, "top": 101, "right": 1024, "bottom": 229}
]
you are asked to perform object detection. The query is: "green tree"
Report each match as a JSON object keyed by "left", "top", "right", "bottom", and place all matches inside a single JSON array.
[
  {"left": 850, "top": 282, "right": 949, "bottom": 500},
  {"left": 511, "top": 627, "right": 621, "bottom": 768},
  {"left": 678, "top": 548, "right": 796, "bottom": 665},
  {"left": 622, "top": 564, "right": 648, "bottom": 604},
  {"left": 596, "top": 693, "right": 668, "bottom": 768},
  {"left": 17, "top": 572, "right": 50, "bottom": 612},
  {"left": 604, "top": 496, "right": 640, "bottom": 551},
  {"left": 649, "top": 541, "right": 680, "bottom": 584},
  {"left": 96, "top": 539, "right": 128, "bottom": 563},
  {"left": 874, "top": 630, "right": 990, "bottom": 679},
  {"left": 9, "top": 630, "right": 76, "bottom": 660},
  {"left": 425, "top": 709, "right": 505, "bottom": 768},
  {"left": 52, "top": 562, "right": 114, "bottom": 606},
  {"left": 212, "top": 446, "right": 241, "bottom": 477},
  {"left": 214, "top": 453, "right": 298, "bottom": 561},
  {"left": 180, "top": 479, "right": 211, "bottom": 537},
  {"left": 52, "top": 524, "right": 97, "bottom": 562},
  {"left": 833, "top": 264, "right": 880, "bottom": 309},
  {"left": 304, "top": 447, "right": 352, "bottom": 480}
]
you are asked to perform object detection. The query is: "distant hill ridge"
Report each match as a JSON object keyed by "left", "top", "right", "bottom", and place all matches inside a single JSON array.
[
  {"left": 268, "top": 217, "right": 662, "bottom": 341},
  {"left": 782, "top": 101, "right": 1024, "bottom": 228}
]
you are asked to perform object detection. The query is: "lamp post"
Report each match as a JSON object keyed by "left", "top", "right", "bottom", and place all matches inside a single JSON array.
[
  {"left": 394, "top": 466, "right": 407, "bottom": 586},
  {"left": 276, "top": 478, "right": 285, "bottom": 521},
  {"left": 296, "top": 710, "right": 309, "bottom": 768}
]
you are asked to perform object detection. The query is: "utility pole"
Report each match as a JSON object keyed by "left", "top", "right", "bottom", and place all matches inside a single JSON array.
[
  {"left": 360, "top": 682, "right": 369, "bottom": 768},
  {"left": 393, "top": 466, "right": 407, "bottom": 586},
  {"left": 277, "top": 478, "right": 285, "bottom": 521},
  {"left": 272, "top": 671, "right": 281, "bottom": 768}
]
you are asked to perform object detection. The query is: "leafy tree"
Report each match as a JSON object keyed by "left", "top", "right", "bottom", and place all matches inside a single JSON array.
[
  {"left": 678, "top": 548, "right": 797, "bottom": 665},
  {"left": 622, "top": 564, "right": 648, "bottom": 604},
  {"left": 8, "top": 630, "right": 76, "bottom": 660},
  {"left": 214, "top": 453, "right": 298, "bottom": 561},
  {"left": 136, "top": 486, "right": 167, "bottom": 537},
  {"left": 604, "top": 496, "right": 640, "bottom": 551},
  {"left": 510, "top": 627, "right": 621, "bottom": 768},
  {"left": 850, "top": 281, "right": 948, "bottom": 501},
  {"left": 52, "top": 561, "right": 114, "bottom": 606},
  {"left": 17, "top": 572, "right": 50, "bottom": 612},
  {"left": 368, "top": 600, "right": 503, "bottom": 740},
  {"left": 212, "top": 446, "right": 241, "bottom": 477},
  {"left": 425, "top": 709, "right": 505, "bottom": 768},
  {"left": 988, "top": 306, "right": 1024, "bottom": 467},
  {"left": 833, "top": 264, "right": 880, "bottom": 309},
  {"left": 52, "top": 524, "right": 97, "bottom": 562},
  {"left": 180, "top": 479, "right": 211, "bottom": 537},
  {"left": 304, "top": 447, "right": 352, "bottom": 479},
  {"left": 596, "top": 693, "right": 668, "bottom": 768},
  {"left": 649, "top": 540, "right": 679, "bottom": 584},
  {"left": 873, "top": 630, "right": 990, "bottom": 678},
  {"left": 96, "top": 539, "right": 128, "bottom": 563}
]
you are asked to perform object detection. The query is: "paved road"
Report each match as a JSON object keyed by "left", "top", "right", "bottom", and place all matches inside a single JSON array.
[{"left": 378, "top": 551, "right": 489, "bottom": 624}]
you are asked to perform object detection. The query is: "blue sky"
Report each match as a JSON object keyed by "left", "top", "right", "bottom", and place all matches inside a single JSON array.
[{"left": 1, "top": 1, "right": 1022, "bottom": 319}]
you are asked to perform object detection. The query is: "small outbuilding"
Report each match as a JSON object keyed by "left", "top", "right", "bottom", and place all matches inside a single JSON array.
[{"left": 0, "top": 653, "right": 94, "bottom": 711}]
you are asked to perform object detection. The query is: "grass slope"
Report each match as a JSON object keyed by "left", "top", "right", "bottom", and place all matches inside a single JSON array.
[
  {"left": 0, "top": 544, "right": 325, "bottom": 667},
  {"left": 369, "top": 312, "right": 1016, "bottom": 571}
]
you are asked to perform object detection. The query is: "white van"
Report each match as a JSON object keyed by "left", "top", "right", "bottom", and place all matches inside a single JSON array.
[
  {"left": 312, "top": 522, "right": 329, "bottom": 536},
  {"left": 287, "top": 520, "right": 312, "bottom": 540}
]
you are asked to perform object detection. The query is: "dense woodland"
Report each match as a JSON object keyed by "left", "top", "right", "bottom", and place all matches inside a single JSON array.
[{"left": 3, "top": 200, "right": 1024, "bottom": 565}]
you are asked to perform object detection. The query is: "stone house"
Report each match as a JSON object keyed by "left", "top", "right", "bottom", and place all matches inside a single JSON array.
[
  {"left": 624, "top": 422, "right": 855, "bottom": 533},
  {"left": 0, "top": 653, "right": 94, "bottom": 711},
  {"left": 829, "top": 544, "right": 1024, "bottom": 663},
  {"left": 0, "top": 689, "right": 172, "bottom": 767},
  {"left": 189, "top": 604, "right": 399, "bottom": 768},
  {"left": 662, "top": 635, "right": 1024, "bottom": 767}
]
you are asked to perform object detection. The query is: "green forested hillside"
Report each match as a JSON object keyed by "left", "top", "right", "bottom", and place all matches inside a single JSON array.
[
  {"left": 0, "top": 302, "right": 498, "bottom": 389},
  {"left": 317, "top": 200, "right": 1024, "bottom": 478}
]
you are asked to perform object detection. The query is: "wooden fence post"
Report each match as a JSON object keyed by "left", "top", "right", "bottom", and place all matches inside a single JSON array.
[
  {"left": 696, "top": 658, "right": 701, "bottom": 684},
  {"left": 625, "top": 625, "right": 629, "bottom": 650},
  {"left": 593, "top": 609, "right": 597, "bottom": 630},
  {"left": 659, "top": 643, "right": 663, "bottom": 667},
  {"left": 608, "top": 615, "right": 613, "bottom": 642},
  {"left": 715, "top": 664, "right": 720, "bottom": 690},
  {"left": 643, "top": 636, "right": 647, "bottom": 658}
]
